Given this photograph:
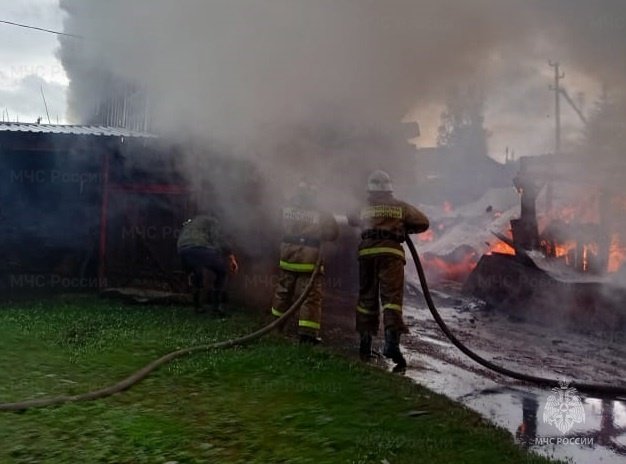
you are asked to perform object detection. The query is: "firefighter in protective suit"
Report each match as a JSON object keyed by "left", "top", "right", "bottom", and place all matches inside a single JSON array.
[
  {"left": 271, "top": 182, "right": 339, "bottom": 344},
  {"left": 349, "top": 170, "right": 429, "bottom": 372}
]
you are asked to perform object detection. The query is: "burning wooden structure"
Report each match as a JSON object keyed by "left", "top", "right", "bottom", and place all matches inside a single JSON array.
[{"left": 465, "top": 154, "right": 626, "bottom": 330}]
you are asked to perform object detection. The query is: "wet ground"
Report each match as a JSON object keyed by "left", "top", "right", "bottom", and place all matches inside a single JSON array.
[{"left": 400, "top": 288, "right": 626, "bottom": 464}]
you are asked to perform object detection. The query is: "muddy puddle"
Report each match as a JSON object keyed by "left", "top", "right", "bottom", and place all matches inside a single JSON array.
[{"left": 401, "top": 297, "right": 626, "bottom": 463}]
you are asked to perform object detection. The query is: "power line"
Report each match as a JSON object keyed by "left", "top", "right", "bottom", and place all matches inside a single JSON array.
[{"left": 0, "top": 19, "right": 83, "bottom": 39}]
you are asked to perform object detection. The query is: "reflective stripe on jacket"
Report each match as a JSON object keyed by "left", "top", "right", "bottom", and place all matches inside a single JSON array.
[
  {"left": 349, "top": 193, "right": 429, "bottom": 260},
  {"left": 279, "top": 206, "right": 339, "bottom": 272}
]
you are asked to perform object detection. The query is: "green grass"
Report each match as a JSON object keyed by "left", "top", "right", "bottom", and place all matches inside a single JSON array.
[{"left": 0, "top": 297, "right": 564, "bottom": 464}]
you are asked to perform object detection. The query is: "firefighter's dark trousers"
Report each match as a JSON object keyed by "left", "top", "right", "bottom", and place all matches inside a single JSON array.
[
  {"left": 356, "top": 254, "right": 407, "bottom": 334},
  {"left": 271, "top": 269, "right": 323, "bottom": 336},
  {"left": 179, "top": 246, "right": 228, "bottom": 292}
]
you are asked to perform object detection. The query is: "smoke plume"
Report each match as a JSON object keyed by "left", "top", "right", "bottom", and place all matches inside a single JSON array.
[{"left": 58, "top": 1, "right": 626, "bottom": 209}]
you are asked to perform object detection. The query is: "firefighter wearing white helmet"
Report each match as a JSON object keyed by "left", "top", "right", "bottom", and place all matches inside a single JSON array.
[
  {"left": 367, "top": 169, "right": 393, "bottom": 192},
  {"left": 270, "top": 181, "right": 339, "bottom": 344},
  {"left": 348, "top": 170, "right": 430, "bottom": 372}
]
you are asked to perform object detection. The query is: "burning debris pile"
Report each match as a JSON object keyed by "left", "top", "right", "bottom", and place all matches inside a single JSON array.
[
  {"left": 536, "top": 195, "right": 626, "bottom": 278},
  {"left": 507, "top": 155, "right": 626, "bottom": 280},
  {"left": 462, "top": 154, "right": 626, "bottom": 331},
  {"left": 406, "top": 147, "right": 626, "bottom": 331},
  {"left": 410, "top": 187, "right": 519, "bottom": 285}
]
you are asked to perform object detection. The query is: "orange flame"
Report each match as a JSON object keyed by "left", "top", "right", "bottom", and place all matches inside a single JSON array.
[
  {"left": 422, "top": 254, "right": 478, "bottom": 282},
  {"left": 488, "top": 242, "right": 515, "bottom": 255},
  {"left": 544, "top": 240, "right": 604, "bottom": 272},
  {"left": 419, "top": 229, "right": 435, "bottom": 242},
  {"left": 582, "top": 243, "right": 598, "bottom": 272},
  {"left": 554, "top": 241, "right": 576, "bottom": 259},
  {"left": 609, "top": 234, "right": 626, "bottom": 273},
  {"left": 422, "top": 247, "right": 479, "bottom": 283}
]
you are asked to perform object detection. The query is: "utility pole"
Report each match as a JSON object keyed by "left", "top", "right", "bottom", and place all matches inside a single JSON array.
[
  {"left": 549, "top": 61, "right": 565, "bottom": 155},
  {"left": 546, "top": 61, "right": 565, "bottom": 212}
]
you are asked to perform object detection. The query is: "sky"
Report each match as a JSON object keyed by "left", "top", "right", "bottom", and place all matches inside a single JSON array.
[
  {"left": 413, "top": 60, "right": 597, "bottom": 158},
  {"left": 0, "top": 0, "right": 67, "bottom": 124}
]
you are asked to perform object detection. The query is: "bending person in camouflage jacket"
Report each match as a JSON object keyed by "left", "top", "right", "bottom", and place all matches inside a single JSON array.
[{"left": 177, "top": 214, "right": 238, "bottom": 315}]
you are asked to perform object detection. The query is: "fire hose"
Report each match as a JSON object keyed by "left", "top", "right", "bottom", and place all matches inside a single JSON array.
[
  {"left": 0, "top": 254, "right": 323, "bottom": 412},
  {"left": 405, "top": 235, "right": 626, "bottom": 399},
  {"left": 2, "top": 237, "right": 625, "bottom": 413}
]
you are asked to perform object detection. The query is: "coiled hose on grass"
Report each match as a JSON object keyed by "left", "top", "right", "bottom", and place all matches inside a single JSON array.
[
  {"left": 405, "top": 235, "right": 626, "bottom": 398},
  {"left": 0, "top": 254, "right": 322, "bottom": 412}
]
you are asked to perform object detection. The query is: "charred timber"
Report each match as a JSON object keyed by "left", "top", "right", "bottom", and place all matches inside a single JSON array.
[{"left": 464, "top": 253, "right": 626, "bottom": 331}]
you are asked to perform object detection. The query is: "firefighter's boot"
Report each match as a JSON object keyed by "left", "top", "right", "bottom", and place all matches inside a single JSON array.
[
  {"left": 383, "top": 328, "right": 407, "bottom": 373},
  {"left": 211, "top": 290, "right": 228, "bottom": 318},
  {"left": 359, "top": 332, "right": 374, "bottom": 362},
  {"left": 299, "top": 334, "right": 322, "bottom": 345},
  {"left": 192, "top": 288, "right": 205, "bottom": 313}
]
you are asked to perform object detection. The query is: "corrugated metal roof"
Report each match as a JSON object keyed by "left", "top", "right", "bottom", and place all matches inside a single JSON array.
[{"left": 0, "top": 123, "right": 156, "bottom": 138}]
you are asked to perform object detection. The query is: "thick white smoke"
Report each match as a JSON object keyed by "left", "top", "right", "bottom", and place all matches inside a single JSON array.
[{"left": 58, "top": 0, "right": 626, "bottom": 210}]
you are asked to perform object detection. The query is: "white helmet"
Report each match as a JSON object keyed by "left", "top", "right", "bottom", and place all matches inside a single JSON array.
[
  {"left": 367, "top": 170, "right": 393, "bottom": 192},
  {"left": 293, "top": 180, "right": 318, "bottom": 207}
]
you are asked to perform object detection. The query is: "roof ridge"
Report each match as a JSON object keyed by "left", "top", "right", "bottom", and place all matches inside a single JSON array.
[{"left": 0, "top": 122, "right": 156, "bottom": 138}]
